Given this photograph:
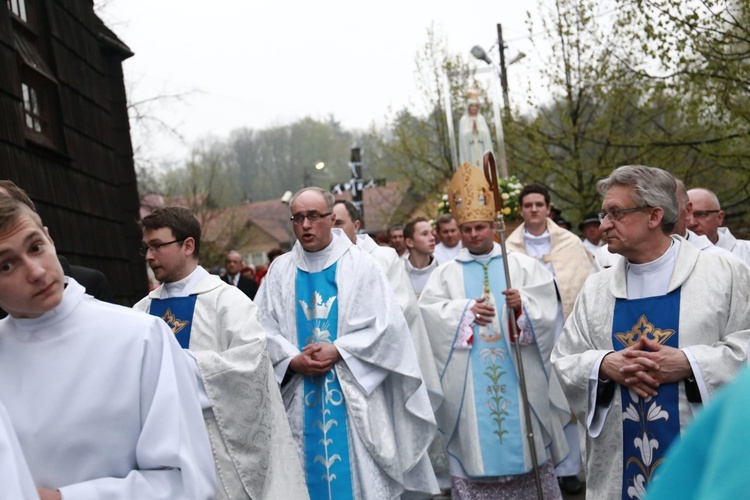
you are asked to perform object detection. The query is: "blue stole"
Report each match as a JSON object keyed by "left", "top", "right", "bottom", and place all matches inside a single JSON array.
[
  {"left": 148, "top": 295, "right": 198, "bottom": 348},
  {"left": 295, "top": 263, "right": 354, "bottom": 500},
  {"left": 612, "top": 289, "right": 681, "bottom": 499},
  {"left": 461, "top": 257, "right": 524, "bottom": 476}
]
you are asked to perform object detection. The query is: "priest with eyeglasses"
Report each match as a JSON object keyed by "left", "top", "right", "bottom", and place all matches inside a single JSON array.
[
  {"left": 552, "top": 165, "right": 750, "bottom": 499},
  {"left": 254, "top": 187, "right": 439, "bottom": 500}
]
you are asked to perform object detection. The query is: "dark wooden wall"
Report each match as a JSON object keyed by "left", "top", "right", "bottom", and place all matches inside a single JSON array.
[{"left": 0, "top": 0, "right": 147, "bottom": 305}]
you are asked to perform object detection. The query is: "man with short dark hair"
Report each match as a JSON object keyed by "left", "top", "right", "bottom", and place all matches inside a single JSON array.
[
  {"left": 134, "top": 207, "right": 306, "bottom": 500},
  {"left": 221, "top": 250, "right": 258, "bottom": 299},
  {"left": 256, "top": 187, "right": 439, "bottom": 499},
  {"left": 433, "top": 213, "right": 462, "bottom": 263},
  {"left": 0, "top": 180, "right": 113, "bottom": 305},
  {"left": 0, "top": 196, "right": 215, "bottom": 499},
  {"left": 506, "top": 183, "right": 592, "bottom": 493},
  {"left": 404, "top": 217, "right": 438, "bottom": 297},
  {"left": 552, "top": 165, "right": 750, "bottom": 498},
  {"left": 579, "top": 213, "right": 603, "bottom": 256},
  {"left": 389, "top": 223, "right": 407, "bottom": 256}
]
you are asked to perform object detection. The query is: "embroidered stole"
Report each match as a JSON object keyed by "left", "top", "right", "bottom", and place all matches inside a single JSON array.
[
  {"left": 461, "top": 257, "right": 524, "bottom": 476},
  {"left": 612, "top": 289, "right": 681, "bottom": 499},
  {"left": 148, "top": 295, "right": 198, "bottom": 348},
  {"left": 295, "top": 263, "right": 354, "bottom": 499}
]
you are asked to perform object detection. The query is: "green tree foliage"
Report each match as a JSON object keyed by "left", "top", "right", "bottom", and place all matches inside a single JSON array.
[
  {"left": 612, "top": 0, "right": 750, "bottom": 219},
  {"left": 504, "top": 0, "right": 750, "bottom": 226},
  {"left": 227, "top": 116, "right": 358, "bottom": 202}
]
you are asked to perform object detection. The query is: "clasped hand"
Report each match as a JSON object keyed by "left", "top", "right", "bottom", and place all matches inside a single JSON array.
[
  {"left": 289, "top": 343, "right": 342, "bottom": 377},
  {"left": 471, "top": 290, "right": 521, "bottom": 327},
  {"left": 600, "top": 337, "right": 692, "bottom": 399}
]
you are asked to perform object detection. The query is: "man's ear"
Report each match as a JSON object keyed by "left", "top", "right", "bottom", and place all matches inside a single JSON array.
[
  {"left": 183, "top": 237, "right": 197, "bottom": 257},
  {"left": 718, "top": 210, "right": 725, "bottom": 225},
  {"left": 354, "top": 220, "right": 361, "bottom": 233},
  {"left": 648, "top": 207, "right": 665, "bottom": 229},
  {"left": 405, "top": 237, "right": 415, "bottom": 249}
]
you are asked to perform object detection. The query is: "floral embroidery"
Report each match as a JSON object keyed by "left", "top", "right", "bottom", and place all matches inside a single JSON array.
[
  {"left": 481, "top": 346, "right": 509, "bottom": 443},
  {"left": 622, "top": 389, "right": 669, "bottom": 499}
]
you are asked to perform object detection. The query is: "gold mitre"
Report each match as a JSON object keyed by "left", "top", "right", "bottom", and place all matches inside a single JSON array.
[{"left": 448, "top": 162, "right": 496, "bottom": 225}]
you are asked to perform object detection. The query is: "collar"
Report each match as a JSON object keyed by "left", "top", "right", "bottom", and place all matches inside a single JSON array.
[{"left": 3, "top": 277, "right": 85, "bottom": 335}]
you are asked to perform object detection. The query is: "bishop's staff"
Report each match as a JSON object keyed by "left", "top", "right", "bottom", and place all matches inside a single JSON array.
[{"left": 483, "top": 150, "right": 543, "bottom": 499}]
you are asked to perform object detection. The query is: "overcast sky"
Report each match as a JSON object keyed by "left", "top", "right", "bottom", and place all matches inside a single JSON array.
[{"left": 97, "top": 1, "right": 539, "bottom": 164}]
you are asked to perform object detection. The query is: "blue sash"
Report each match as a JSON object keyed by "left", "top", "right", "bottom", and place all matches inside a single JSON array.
[
  {"left": 612, "top": 289, "right": 681, "bottom": 499},
  {"left": 461, "top": 257, "right": 524, "bottom": 476},
  {"left": 296, "top": 263, "right": 353, "bottom": 500},
  {"left": 148, "top": 295, "right": 198, "bottom": 348}
]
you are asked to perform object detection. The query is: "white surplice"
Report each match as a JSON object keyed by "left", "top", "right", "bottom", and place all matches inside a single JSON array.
[
  {"left": 0, "top": 278, "right": 215, "bottom": 499},
  {"left": 418, "top": 244, "right": 568, "bottom": 481},
  {"left": 434, "top": 241, "right": 463, "bottom": 264},
  {"left": 0, "top": 398, "right": 37, "bottom": 500},
  {"left": 552, "top": 236, "right": 750, "bottom": 499},
  {"left": 356, "top": 234, "right": 442, "bottom": 409},
  {"left": 255, "top": 231, "right": 439, "bottom": 500},
  {"left": 134, "top": 267, "right": 307, "bottom": 500},
  {"left": 716, "top": 227, "right": 750, "bottom": 266}
]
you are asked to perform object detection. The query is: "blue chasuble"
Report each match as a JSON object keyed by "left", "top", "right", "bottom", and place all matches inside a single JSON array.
[
  {"left": 147, "top": 295, "right": 198, "bottom": 348},
  {"left": 459, "top": 257, "right": 524, "bottom": 476},
  {"left": 612, "top": 289, "right": 681, "bottom": 499},
  {"left": 296, "top": 263, "right": 354, "bottom": 500}
]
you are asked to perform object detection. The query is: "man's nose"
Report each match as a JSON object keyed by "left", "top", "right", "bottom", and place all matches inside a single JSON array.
[{"left": 26, "top": 257, "right": 46, "bottom": 282}]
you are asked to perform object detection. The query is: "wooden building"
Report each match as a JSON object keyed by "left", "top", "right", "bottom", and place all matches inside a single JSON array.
[{"left": 0, "top": 0, "right": 146, "bottom": 304}]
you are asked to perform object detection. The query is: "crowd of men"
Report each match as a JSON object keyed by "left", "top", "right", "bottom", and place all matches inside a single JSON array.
[{"left": 1, "top": 162, "right": 750, "bottom": 499}]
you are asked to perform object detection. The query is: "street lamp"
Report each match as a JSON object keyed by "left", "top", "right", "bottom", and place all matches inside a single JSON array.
[
  {"left": 303, "top": 162, "right": 326, "bottom": 187},
  {"left": 471, "top": 44, "right": 526, "bottom": 114}
]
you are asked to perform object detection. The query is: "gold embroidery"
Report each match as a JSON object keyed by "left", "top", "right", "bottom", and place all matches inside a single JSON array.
[
  {"left": 614, "top": 314, "right": 675, "bottom": 348},
  {"left": 161, "top": 307, "right": 190, "bottom": 335}
]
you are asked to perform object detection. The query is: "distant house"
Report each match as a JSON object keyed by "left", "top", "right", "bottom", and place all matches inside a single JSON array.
[
  {"left": 198, "top": 180, "right": 432, "bottom": 267},
  {"left": 0, "top": 1, "right": 145, "bottom": 304},
  {"left": 201, "top": 199, "right": 295, "bottom": 267}
]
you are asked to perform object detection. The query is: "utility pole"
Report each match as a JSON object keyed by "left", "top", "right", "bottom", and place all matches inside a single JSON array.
[
  {"left": 497, "top": 24, "right": 511, "bottom": 116},
  {"left": 349, "top": 147, "right": 364, "bottom": 230}
]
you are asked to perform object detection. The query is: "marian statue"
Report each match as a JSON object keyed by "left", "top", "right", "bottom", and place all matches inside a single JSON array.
[{"left": 458, "top": 90, "right": 494, "bottom": 168}]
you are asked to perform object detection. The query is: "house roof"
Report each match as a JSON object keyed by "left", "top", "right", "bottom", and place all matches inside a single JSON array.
[
  {"left": 201, "top": 199, "right": 294, "bottom": 248},
  {"left": 334, "top": 179, "right": 414, "bottom": 232},
  {"left": 164, "top": 180, "right": 419, "bottom": 253}
]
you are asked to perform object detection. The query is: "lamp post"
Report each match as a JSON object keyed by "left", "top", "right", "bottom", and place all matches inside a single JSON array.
[
  {"left": 303, "top": 161, "right": 326, "bottom": 187},
  {"left": 471, "top": 23, "right": 526, "bottom": 178}
]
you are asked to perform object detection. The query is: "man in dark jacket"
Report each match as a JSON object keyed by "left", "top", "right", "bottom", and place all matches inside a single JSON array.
[{"left": 221, "top": 250, "right": 258, "bottom": 300}]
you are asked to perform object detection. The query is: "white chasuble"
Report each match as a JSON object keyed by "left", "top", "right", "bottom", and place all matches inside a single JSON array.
[
  {"left": 419, "top": 245, "right": 568, "bottom": 479},
  {"left": 256, "top": 231, "right": 439, "bottom": 500},
  {"left": 552, "top": 238, "right": 750, "bottom": 499},
  {"left": 135, "top": 268, "right": 307, "bottom": 500}
]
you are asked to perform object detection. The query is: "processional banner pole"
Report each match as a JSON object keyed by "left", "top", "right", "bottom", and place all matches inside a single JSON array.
[{"left": 483, "top": 150, "right": 543, "bottom": 500}]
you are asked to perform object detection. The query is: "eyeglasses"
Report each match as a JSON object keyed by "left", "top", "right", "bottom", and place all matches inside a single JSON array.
[
  {"left": 139, "top": 239, "right": 185, "bottom": 256},
  {"left": 598, "top": 206, "right": 650, "bottom": 222},
  {"left": 692, "top": 210, "right": 720, "bottom": 219},
  {"left": 290, "top": 211, "right": 332, "bottom": 224}
]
